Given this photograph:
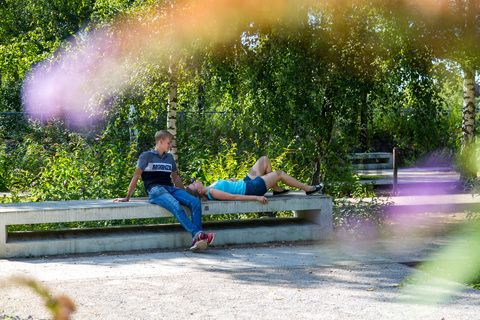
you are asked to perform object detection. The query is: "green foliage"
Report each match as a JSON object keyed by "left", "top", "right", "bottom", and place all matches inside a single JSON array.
[
  {"left": 91, "top": 0, "right": 134, "bottom": 24},
  {"left": 188, "top": 140, "right": 255, "bottom": 184},
  {"left": 403, "top": 261, "right": 480, "bottom": 292},
  {"left": 0, "top": 0, "right": 475, "bottom": 204},
  {"left": 7, "top": 217, "right": 179, "bottom": 232},
  {"left": 185, "top": 139, "right": 291, "bottom": 186},
  {"left": 466, "top": 211, "right": 480, "bottom": 222},
  {"left": 0, "top": 0, "right": 95, "bottom": 114},
  {"left": 6, "top": 122, "right": 138, "bottom": 201},
  {"left": 455, "top": 141, "right": 480, "bottom": 181},
  {"left": 333, "top": 197, "right": 392, "bottom": 239},
  {"left": 369, "top": 50, "right": 454, "bottom": 162},
  {"left": 0, "top": 144, "right": 12, "bottom": 192}
]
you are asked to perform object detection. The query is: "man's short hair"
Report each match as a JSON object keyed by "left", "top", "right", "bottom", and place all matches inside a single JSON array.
[{"left": 155, "top": 130, "right": 174, "bottom": 143}]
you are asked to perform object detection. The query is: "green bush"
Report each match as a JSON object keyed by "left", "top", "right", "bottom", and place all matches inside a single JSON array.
[
  {"left": 0, "top": 143, "right": 12, "bottom": 192},
  {"left": 7, "top": 124, "right": 138, "bottom": 201},
  {"left": 333, "top": 197, "right": 392, "bottom": 239},
  {"left": 455, "top": 141, "right": 480, "bottom": 181}
]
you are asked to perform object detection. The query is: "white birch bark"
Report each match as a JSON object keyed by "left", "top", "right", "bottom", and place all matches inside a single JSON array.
[
  {"left": 167, "top": 61, "right": 178, "bottom": 163},
  {"left": 462, "top": 67, "right": 476, "bottom": 147},
  {"left": 128, "top": 104, "right": 138, "bottom": 144}
]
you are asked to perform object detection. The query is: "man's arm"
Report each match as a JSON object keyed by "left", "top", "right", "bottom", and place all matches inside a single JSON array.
[
  {"left": 171, "top": 170, "right": 185, "bottom": 189},
  {"left": 114, "top": 168, "right": 143, "bottom": 202}
]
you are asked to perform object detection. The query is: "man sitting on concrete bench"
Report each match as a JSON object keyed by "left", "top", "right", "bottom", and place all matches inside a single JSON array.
[{"left": 115, "top": 130, "right": 215, "bottom": 251}]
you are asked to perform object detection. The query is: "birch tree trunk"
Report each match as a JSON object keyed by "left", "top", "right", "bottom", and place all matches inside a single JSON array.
[
  {"left": 459, "top": 67, "right": 477, "bottom": 179},
  {"left": 462, "top": 67, "right": 475, "bottom": 147},
  {"left": 167, "top": 61, "right": 178, "bottom": 163},
  {"left": 128, "top": 104, "right": 138, "bottom": 144}
]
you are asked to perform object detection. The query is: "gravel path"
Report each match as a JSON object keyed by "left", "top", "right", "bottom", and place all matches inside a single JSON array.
[{"left": 1, "top": 237, "right": 479, "bottom": 320}]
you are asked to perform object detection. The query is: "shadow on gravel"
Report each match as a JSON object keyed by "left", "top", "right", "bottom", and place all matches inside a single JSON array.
[
  {"left": 6, "top": 238, "right": 480, "bottom": 307},
  {"left": 205, "top": 261, "right": 480, "bottom": 306}
]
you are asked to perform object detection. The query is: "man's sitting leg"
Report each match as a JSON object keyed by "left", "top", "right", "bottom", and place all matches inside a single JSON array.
[
  {"left": 171, "top": 187, "right": 216, "bottom": 249},
  {"left": 149, "top": 186, "right": 207, "bottom": 250}
]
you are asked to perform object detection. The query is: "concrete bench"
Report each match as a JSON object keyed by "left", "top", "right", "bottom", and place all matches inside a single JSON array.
[
  {"left": 0, "top": 193, "right": 333, "bottom": 258},
  {"left": 349, "top": 152, "right": 393, "bottom": 170}
]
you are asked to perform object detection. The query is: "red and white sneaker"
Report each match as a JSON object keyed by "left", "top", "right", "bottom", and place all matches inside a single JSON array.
[
  {"left": 205, "top": 232, "right": 215, "bottom": 245},
  {"left": 189, "top": 237, "right": 207, "bottom": 251},
  {"left": 189, "top": 232, "right": 215, "bottom": 251},
  {"left": 198, "top": 232, "right": 216, "bottom": 245}
]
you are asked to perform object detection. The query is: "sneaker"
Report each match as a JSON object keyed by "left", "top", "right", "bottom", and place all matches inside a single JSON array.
[
  {"left": 205, "top": 232, "right": 215, "bottom": 245},
  {"left": 197, "top": 231, "right": 216, "bottom": 245},
  {"left": 189, "top": 238, "right": 208, "bottom": 251},
  {"left": 190, "top": 232, "right": 209, "bottom": 251},
  {"left": 306, "top": 183, "right": 324, "bottom": 195},
  {"left": 273, "top": 189, "right": 290, "bottom": 196}
]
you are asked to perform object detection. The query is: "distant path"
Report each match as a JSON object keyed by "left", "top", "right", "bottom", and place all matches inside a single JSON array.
[
  {"left": 346, "top": 193, "right": 480, "bottom": 214},
  {"left": 357, "top": 167, "right": 462, "bottom": 195},
  {"left": 358, "top": 167, "right": 460, "bottom": 185}
]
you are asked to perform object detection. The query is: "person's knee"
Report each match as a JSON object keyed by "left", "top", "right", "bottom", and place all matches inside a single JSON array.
[
  {"left": 169, "top": 200, "right": 183, "bottom": 213},
  {"left": 153, "top": 199, "right": 182, "bottom": 215},
  {"left": 180, "top": 193, "right": 201, "bottom": 211},
  {"left": 260, "top": 155, "right": 271, "bottom": 166},
  {"left": 260, "top": 155, "right": 271, "bottom": 170},
  {"left": 275, "top": 170, "right": 285, "bottom": 177},
  {"left": 151, "top": 192, "right": 181, "bottom": 211},
  {"left": 190, "top": 197, "right": 201, "bottom": 209}
]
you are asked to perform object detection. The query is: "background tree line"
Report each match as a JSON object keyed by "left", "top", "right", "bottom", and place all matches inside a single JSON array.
[{"left": 0, "top": 0, "right": 478, "bottom": 201}]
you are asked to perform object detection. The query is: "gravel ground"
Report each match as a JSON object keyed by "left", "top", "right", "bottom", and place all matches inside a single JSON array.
[{"left": 1, "top": 235, "right": 479, "bottom": 320}]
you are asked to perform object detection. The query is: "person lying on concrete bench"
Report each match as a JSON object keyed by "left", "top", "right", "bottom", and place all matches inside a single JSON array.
[
  {"left": 114, "top": 130, "right": 214, "bottom": 252},
  {"left": 186, "top": 156, "right": 323, "bottom": 203}
]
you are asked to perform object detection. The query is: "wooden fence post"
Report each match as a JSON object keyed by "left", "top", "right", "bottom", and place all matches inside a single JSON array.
[{"left": 393, "top": 147, "right": 398, "bottom": 196}]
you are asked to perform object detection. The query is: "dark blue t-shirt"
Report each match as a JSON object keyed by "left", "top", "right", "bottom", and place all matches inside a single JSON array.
[{"left": 137, "top": 150, "right": 177, "bottom": 192}]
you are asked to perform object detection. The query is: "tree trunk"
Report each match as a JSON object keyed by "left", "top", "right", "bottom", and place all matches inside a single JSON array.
[
  {"left": 462, "top": 67, "right": 475, "bottom": 147},
  {"left": 167, "top": 60, "right": 179, "bottom": 163},
  {"left": 196, "top": 60, "right": 206, "bottom": 115},
  {"left": 312, "top": 94, "right": 335, "bottom": 185},
  {"left": 460, "top": 67, "right": 477, "bottom": 180},
  {"left": 128, "top": 104, "right": 138, "bottom": 144},
  {"left": 359, "top": 92, "right": 369, "bottom": 151}
]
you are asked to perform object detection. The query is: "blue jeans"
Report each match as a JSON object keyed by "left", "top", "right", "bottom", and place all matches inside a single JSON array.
[{"left": 148, "top": 185, "right": 202, "bottom": 238}]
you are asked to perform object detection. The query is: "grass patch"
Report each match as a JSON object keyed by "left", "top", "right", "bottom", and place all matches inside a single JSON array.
[
  {"left": 402, "top": 260, "right": 480, "bottom": 291},
  {"left": 357, "top": 175, "right": 387, "bottom": 180}
]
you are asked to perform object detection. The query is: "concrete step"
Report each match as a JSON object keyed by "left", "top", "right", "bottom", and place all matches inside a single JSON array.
[
  {"left": 374, "top": 181, "right": 462, "bottom": 196},
  {"left": 5, "top": 218, "right": 326, "bottom": 258},
  {"left": 384, "top": 194, "right": 480, "bottom": 214},
  {"left": 345, "top": 193, "right": 480, "bottom": 214}
]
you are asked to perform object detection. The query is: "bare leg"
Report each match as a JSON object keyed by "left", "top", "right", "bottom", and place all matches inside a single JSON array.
[
  {"left": 247, "top": 156, "right": 269, "bottom": 178},
  {"left": 260, "top": 170, "right": 315, "bottom": 192},
  {"left": 248, "top": 156, "right": 283, "bottom": 191}
]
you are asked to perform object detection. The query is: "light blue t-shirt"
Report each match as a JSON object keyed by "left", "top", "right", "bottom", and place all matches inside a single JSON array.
[{"left": 207, "top": 180, "right": 246, "bottom": 200}]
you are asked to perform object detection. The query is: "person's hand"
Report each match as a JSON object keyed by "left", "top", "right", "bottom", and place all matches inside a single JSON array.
[
  {"left": 114, "top": 197, "right": 129, "bottom": 202},
  {"left": 256, "top": 196, "right": 268, "bottom": 204},
  {"left": 228, "top": 178, "right": 237, "bottom": 181}
]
